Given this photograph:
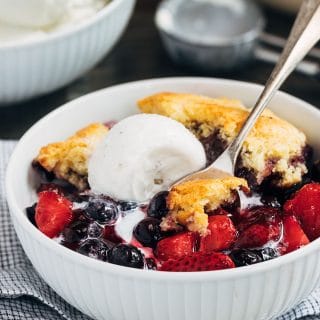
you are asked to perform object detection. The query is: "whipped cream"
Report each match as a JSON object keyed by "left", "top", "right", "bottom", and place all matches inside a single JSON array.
[
  {"left": 88, "top": 114, "right": 207, "bottom": 202},
  {"left": 0, "top": 0, "right": 107, "bottom": 45}
]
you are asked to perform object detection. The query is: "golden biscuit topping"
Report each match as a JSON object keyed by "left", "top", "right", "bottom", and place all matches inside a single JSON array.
[
  {"left": 162, "top": 177, "right": 248, "bottom": 236},
  {"left": 35, "top": 123, "right": 108, "bottom": 190},
  {"left": 138, "top": 92, "right": 307, "bottom": 187}
]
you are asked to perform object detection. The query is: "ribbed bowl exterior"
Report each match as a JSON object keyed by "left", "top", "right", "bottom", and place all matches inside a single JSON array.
[
  {"left": 10, "top": 216, "right": 320, "bottom": 320},
  {"left": 0, "top": 0, "right": 135, "bottom": 105},
  {"left": 6, "top": 78, "right": 320, "bottom": 320}
]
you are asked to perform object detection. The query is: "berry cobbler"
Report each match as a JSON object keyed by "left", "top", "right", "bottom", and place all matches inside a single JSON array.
[{"left": 27, "top": 92, "right": 320, "bottom": 272}]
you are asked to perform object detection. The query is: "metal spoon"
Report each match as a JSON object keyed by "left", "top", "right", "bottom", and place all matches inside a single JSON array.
[{"left": 174, "top": 0, "right": 320, "bottom": 186}]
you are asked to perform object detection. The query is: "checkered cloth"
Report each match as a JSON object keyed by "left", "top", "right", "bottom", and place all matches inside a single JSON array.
[
  {"left": 0, "top": 139, "right": 320, "bottom": 320},
  {"left": 0, "top": 140, "right": 91, "bottom": 320}
]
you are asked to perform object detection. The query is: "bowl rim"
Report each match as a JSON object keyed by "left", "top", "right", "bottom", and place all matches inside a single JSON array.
[
  {"left": 0, "top": 0, "right": 125, "bottom": 51},
  {"left": 6, "top": 76, "right": 320, "bottom": 282}
]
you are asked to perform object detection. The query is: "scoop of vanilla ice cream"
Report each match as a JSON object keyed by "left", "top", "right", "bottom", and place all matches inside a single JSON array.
[
  {"left": 0, "top": 0, "right": 66, "bottom": 28},
  {"left": 88, "top": 114, "right": 207, "bottom": 202}
]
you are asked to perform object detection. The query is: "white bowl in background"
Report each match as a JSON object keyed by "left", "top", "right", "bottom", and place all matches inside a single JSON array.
[
  {"left": 0, "top": 0, "right": 135, "bottom": 106},
  {"left": 6, "top": 77, "right": 320, "bottom": 320}
]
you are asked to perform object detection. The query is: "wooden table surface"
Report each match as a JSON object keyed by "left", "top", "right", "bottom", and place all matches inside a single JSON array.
[{"left": 0, "top": 0, "right": 319, "bottom": 139}]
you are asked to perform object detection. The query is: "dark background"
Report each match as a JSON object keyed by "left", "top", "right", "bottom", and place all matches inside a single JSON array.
[{"left": 1, "top": 0, "right": 319, "bottom": 139}]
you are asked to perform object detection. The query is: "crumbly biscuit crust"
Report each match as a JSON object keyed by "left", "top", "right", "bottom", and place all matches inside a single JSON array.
[
  {"left": 139, "top": 92, "right": 307, "bottom": 187},
  {"left": 35, "top": 123, "right": 108, "bottom": 190},
  {"left": 162, "top": 177, "right": 248, "bottom": 236}
]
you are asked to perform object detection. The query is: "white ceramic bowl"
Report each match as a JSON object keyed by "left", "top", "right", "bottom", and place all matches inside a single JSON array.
[
  {"left": 6, "top": 78, "right": 320, "bottom": 320},
  {"left": 0, "top": 0, "right": 135, "bottom": 106}
]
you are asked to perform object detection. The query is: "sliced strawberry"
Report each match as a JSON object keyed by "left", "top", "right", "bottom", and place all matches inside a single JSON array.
[
  {"left": 236, "top": 222, "right": 280, "bottom": 248},
  {"left": 35, "top": 190, "right": 73, "bottom": 238},
  {"left": 155, "top": 231, "right": 196, "bottom": 261},
  {"left": 280, "top": 215, "right": 309, "bottom": 254},
  {"left": 160, "top": 252, "right": 235, "bottom": 272},
  {"left": 199, "top": 215, "right": 237, "bottom": 252},
  {"left": 235, "top": 206, "right": 282, "bottom": 248},
  {"left": 236, "top": 206, "right": 281, "bottom": 232},
  {"left": 284, "top": 183, "right": 320, "bottom": 240}
]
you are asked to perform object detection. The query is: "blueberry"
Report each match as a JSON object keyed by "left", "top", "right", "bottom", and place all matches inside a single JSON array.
[
  {"left": 62, "top": 220, "right": 89, "bottom": 243},
  {"left": 259, "top": 247, "right": 279, "bottom": 261},
  {"left": 32, "top": 161, "right": 55, "bottom": 181},
  {"left": 199, "top": 130, "right": 227, "bottom": 165},
  {"left": 303, "top": 145, "right": 314, "bottom": 172},
  {"left": 87, "top": 222, "right": 103, "bottom": 238},
  {"left": 108, "top": 244, "right": 144, "bottom": 269},
  {"left": 133, "top": 218, "right": 162, "bottom": 248},
  {"left": 235, "top": 167, "right": 259, "bottom": 191},
  {"left": 147, "top": 191, "right": 169, "bottom": 219},
  {"left": 145, "top": 258, "right": 157, "bottom": 270},
  {"left": 84, "top": 196, "right": 119, "bottom": 225},
  {"left": 312, "top": 160, "right": 320, "bottom": 182},
  {"left": 260, "top": 195, "right": 281, "bottom": 208},
  {"left": 77, "top": 239, "right": 111, "bottom": 261},
  {"left": 119, "top": 201, "right": 138, "bottom": 211},
  {"left": 230, "top": 249, "right": 263, "bottom": 267},
  {"left": 26, "top": 203, "right": 37, "bottom": 226},
  {"left": 230, "top": 248, "right": 279, "bottom": 267},
  {"left": 72, "top": 209, "right": 90, "bottom": 222}
]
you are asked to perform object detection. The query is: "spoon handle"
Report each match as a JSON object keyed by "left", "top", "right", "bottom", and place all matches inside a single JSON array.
[{"left": 227, "top": 0, "right": 320, "bottom": 167}]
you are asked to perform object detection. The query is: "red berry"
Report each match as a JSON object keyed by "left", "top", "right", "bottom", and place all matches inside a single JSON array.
[
  {"left": 103, "top": 225, "right": 122, "bottom": 244},
  {"left": 236, "top": 206, "right": 281, "bottom": 232},
  {"left": 235, "top": 206, "right": 282, "bottom": 248},
  {"left": 284, "top": 183, "right": 320, "bottom": 240},
  {"left": 160, "top": 252, "right": 235, "bottom": 272},
  {"left": 35, "top": 190, "right": 73, "bottom": 238},
  {"left": 200, "top": 215, "right": 237, "bottom": 252},
  {"left": 236, "top": 223, "right": 280, "bottom": 248},
  {"left": 280, "top": 215, "right": 309, "bottom": 254},
  {"left": 155, "top": 231, "right": 196, "bottom": 261}
]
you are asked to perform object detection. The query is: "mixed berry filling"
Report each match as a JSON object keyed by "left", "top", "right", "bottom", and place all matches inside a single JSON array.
[
  {"left": 26, "top": 111, "right": 320, "bottom": 273},
  {"left": 199, "top": 129, "right": 228, "bottom": 165},
  {"left": 26, "top": 158, "right": 320, "bottom": 272}
]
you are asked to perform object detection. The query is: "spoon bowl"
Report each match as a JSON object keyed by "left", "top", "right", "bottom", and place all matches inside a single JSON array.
[{"left": 172, "top": 150, "right": 232, "bottom": 186}]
